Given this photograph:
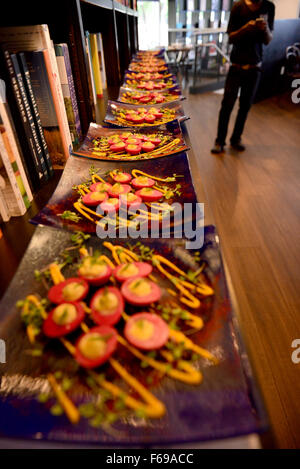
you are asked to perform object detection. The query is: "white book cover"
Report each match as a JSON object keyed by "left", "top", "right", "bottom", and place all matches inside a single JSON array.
[
  {"left": 0, "top": 79, "right": 33, "bottom": 201},
  {"left": 0, "top": 174, "right": 10, "bottom": 222},
  {"left": 0, "top": 132, "right": 26, "bottom": 216}
]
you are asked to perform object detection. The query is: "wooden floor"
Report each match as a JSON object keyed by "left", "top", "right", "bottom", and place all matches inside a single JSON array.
[{"left": 183, "top": 90, "right": 300, "bottom": 448}]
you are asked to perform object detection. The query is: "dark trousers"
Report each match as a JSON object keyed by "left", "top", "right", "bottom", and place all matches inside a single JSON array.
[{"left": 216, "top": 65, "right": 261, "bottom": 145}]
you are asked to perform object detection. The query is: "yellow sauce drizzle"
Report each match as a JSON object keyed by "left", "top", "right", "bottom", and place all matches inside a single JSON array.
[
  {"left": 47, "top": 373, "right": 80, "bottom": 424},
  {"left": 117, "top": 335, "right": 202, "bottom": 385}
]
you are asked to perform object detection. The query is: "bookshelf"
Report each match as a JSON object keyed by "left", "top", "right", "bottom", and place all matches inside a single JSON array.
[
  {"left": 0, "top": 0, "right": 138, "bottom": 287},
  {"left": 0, "top": 0, "right": 139, "bottom": 136}
]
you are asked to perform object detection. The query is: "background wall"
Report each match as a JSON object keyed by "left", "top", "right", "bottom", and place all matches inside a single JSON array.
[
  {"left": 273, "top": 0, "right": 300, "bottom": 19},
  {"left": 255, "top": 18, "right": 300, "bottom": 101}
]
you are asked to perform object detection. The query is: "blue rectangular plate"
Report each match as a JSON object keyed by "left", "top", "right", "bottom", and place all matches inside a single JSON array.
[{"left": 0, "top": 225, "right": 268, "bottom": 446}]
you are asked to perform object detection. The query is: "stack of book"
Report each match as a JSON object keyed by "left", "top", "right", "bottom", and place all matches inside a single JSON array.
[{"left": 0, "top": 24, "right": 83, "bottom": 222}]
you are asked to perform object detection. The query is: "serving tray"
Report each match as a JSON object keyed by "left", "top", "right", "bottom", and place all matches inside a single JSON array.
[
  {"left": 104, "top": 101, "right": 188, "bottom": 128},
  {"left": 71, "top": 121, "right": 188, "bottom": 161},
  {"left": 30, "top": 151, "right": 198, "bottom": 235},
  {"left": 0, "top": 225, "right": 268, "bottom": 445}
]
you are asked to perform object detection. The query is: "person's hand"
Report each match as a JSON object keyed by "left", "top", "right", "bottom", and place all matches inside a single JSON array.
[
  {"left": 255, "top": 18, "right": 268, "bottom": 32},
  {"left": 244, "top": 20, "right": 258, "bottom": 32}
]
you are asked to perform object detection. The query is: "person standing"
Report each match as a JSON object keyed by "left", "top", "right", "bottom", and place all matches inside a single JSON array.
[{"left": 211, "top": 0, "right": 275, "bottom": 154}]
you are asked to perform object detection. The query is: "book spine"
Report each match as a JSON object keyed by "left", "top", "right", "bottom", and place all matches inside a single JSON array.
[
  {"left": 90, "top": 33, "right": 103, "bottom": 98},
  {"left": 0, "top": 97, "right": 33, "bottom": 201},
  {"left": 0, "top": 130, "right": 26, "bottom": 215},
  {"left": 43, "top": 48, "right": 72, "bottom": 162},
  {"left": 61, "top": 43, "right": 82, "bottom": 141},
  {"left": 10, "top": 52, "right": 48, "bottom": 182},
  {"left": 97, "top": 33, "right": 107, "bottom": 90},
  {"left": 2, "top": 49, "right": 43, "bottom": 186},
  {"left": 0, "top": 125, "right": 31, "bottom": 209},
  {"left": 85, "top": 32, "right": 97, "bottom": 105},
  {"left": 54, "top": 44, "right": 79, "bottom": 145},
  {"left": 0, "top": 175, "right": 10, "bottom": 222},
  {"left": 18, "top": 52, "right": 54, "bottom": 178},
  {"left": 40, "top": 24, "right": 72, "bottom": 155}
]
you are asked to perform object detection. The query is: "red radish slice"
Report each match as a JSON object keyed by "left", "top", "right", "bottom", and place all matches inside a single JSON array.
[
  {"left": 126, "top": 137, "right": 142, "bottom": 145},
  {"left": 130, "top": 116, "right": 145, "bottom": 125},
  {"left": 78, "top": 258, "right": 112, "bottom": 286},
  {"left": 141, "top": 142, "right": 156, "bottom": 152},
  {"left": 90, "top": 286, "right": 124, "bottom": 326},
  {"left": 108, "top": 183, "right": 132, "bottom": 197},
  {"left": 120, "top": 132, "right": 132, "bottom": 140},
  {"left": 48, "top": 278, "right": 89, "bottom": 305},
  {"left": 114, "top": 262, "right": 152, "bottom": 283},
  {"left": 130, "top": 95, "right": 142, "bottom": 101},
  {"left": 108, "top": 136, "right": 122, "bottom": 145},
  {"left": 151, "top": 110, "right": 163, "bottom": 118},
  {"left": 144, "top": 115, "right": 157, "bottom": 124},
  {"left": 75, "top": 325, "right": 117, "bottom": 369},
  {"left": 124, "top": 313, "right": 169, "bottom": 350},
  {"left": 100, "top": 197, "right": 121, "bottom": 213},
  {"left": 90, "top": 181, "right": 112, "bottom": 193},
  {"left": 120, "top": 193, "right": 142, "bottom": 210},
  {"left": 149, "top": 137, "right": 161, "bottom": 145},
  {"left": 139, "top": 96, "right": 152, "bottom": 103},
  {"left": 110, "top": 142, "right": 126, "bottom": 152},
  {"left": 43, "top": 302, "right": 85, "bottom": 338},
  {"left": 135, "top": 188, "right": 163, "bottom": 202},
  {"left": 82, "top": 191, "right": 108, "bottom": 207},
  {"left": 125, "top": 144, "right": 142, "bottom": 156},
  {"left": 111, "top": 172, "right": 132, "bottom": 183},
  {"left": 131, "top": 176, "right": 155, "bottom": 189},
  {"left": 121, "top": 277, "right": 161, "bottom": 306}
]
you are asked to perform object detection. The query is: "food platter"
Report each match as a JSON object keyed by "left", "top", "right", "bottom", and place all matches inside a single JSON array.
[
  {"left": 30, "top": 151, "right": 198, "bottom": 235},
  {"left": 118, "top": 86, "right": 184, "bottom": 105},
  {"left": 0, "top": 225, "right": 267, "bottom": 445},
  {"left": 0, "top": 47, "right": 268, "bottom": 448},
  {"left": 123, "top": 74, "right": 178, "bottom": 92},
  {"left": 71, "top": 122, "right": 188, "bottom": 161},
  {"left": 104, "top": 101, "right": 188, "bottom": 128}
]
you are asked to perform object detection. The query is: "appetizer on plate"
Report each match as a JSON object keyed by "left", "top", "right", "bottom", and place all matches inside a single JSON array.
[{"left": 16, "top": 233, "right": 216, "bottom": 428}]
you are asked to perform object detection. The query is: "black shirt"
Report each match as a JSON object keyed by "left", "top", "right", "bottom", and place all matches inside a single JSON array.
[{"left": 227, "top": 0, "right": 275, "bottom": 65}]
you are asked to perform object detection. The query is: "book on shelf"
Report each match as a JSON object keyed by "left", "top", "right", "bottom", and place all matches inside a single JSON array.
[
  {"left": 54, "top": 43, "right": 82, "bottom": 146},
  {"left": 0, "top": 79, "right": 33, "bottom": 201},
  {"left": 0, "top": 49, "right": 45, "bottom": 189},
  {"left": 23, "top": 50, "right": 65, "bottom": 169},
  {"left": 0, "top": 130, "right": 28, "bottom": 218},
  {"left": 0, "top": 120, "right": 31, "bottom": 212},
  {"left": 9, "top": 51, "right": 49, "bottom": 182},
  {"left": 18, "top": 52, "right": 54, "bottom": 178},
  {"left": 0, "top": 173, "right": 10, "bottom": 222},
  {"left": 85, "top": 32, "right": 97, "bottom": 106},
  {"left": 0, "top": 25, "right": 72, "bottom": 167},
  {"left": 89, "top": 33, "right": 103, "bottom": 98},
  {"left": 96, "top": 33, "right": 107, "bottom": 90}
]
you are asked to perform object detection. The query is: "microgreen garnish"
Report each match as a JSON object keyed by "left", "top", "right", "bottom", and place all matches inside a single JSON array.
[{"left": 58, "top": 211, "right": 82, "bottom": 223}]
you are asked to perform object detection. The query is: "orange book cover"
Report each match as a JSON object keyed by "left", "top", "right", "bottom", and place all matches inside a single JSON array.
[{"left": 43, "top": 49, "right": 71, "bottom": 165}]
